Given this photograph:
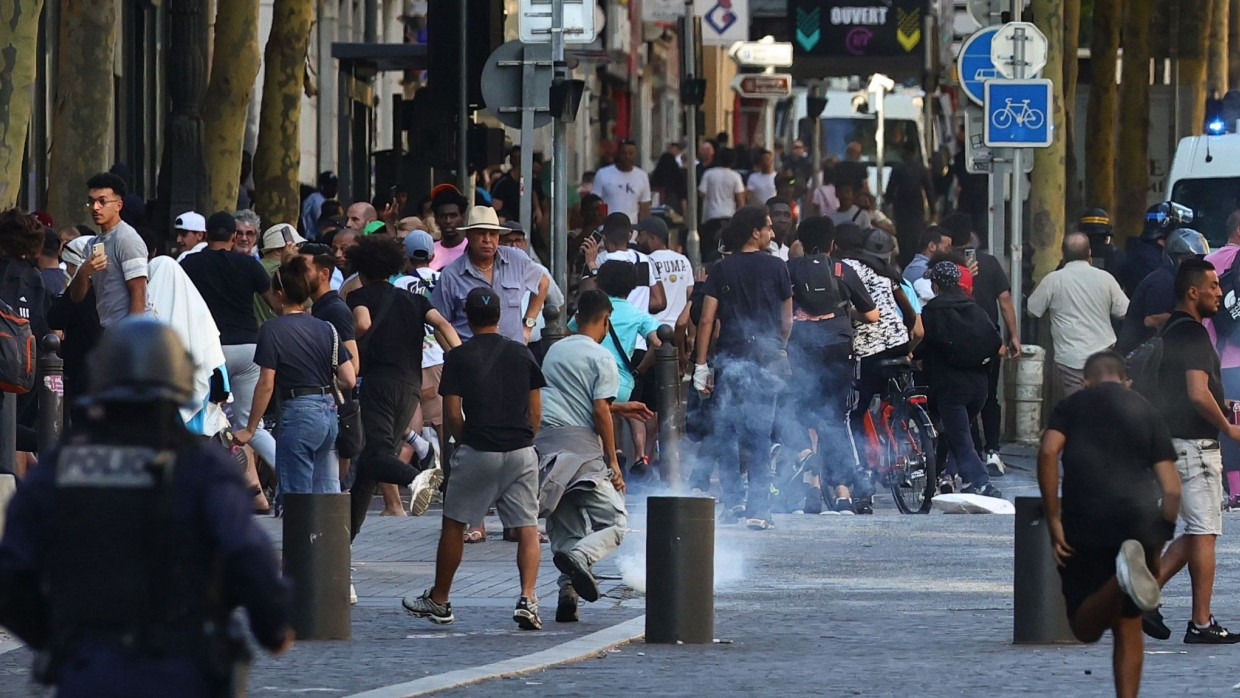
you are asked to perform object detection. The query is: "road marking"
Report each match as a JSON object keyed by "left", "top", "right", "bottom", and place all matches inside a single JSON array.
[{"left": 345, "top": 616, "right": 645, "bottom": 698}]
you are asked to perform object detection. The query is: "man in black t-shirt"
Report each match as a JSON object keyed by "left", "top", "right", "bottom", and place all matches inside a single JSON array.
[
  {"left": 783, "top": 217, "right": 878, "bottom": 513},
  {"left": 693, "top": 206, "right": 793, "bottom": 530},
  {"left": 180, "top": 211, "right": 275, "bottom": 469},
  {"left": 344, "top": 237, "right": 461, "bottom": 538},
  {"left": 1038, "top": 351, "right": 1180, "bottom": 696},
  {"left": 403, "top": 287, "right": 547, "bottom": 630},
  {"left": 1145, "top": 258, "right": 1240, "bottom": 644}
]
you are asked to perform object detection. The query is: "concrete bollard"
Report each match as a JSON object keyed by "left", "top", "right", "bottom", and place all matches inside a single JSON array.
[
  {"left": 646, "top": 496, "right": 714, "bottom": 644},
  {"left": 282, "top": 493, "right": 352, "bottom": 640},
  {"left": 1013, "top": 496, "right": 1077, "bottom": 644},
  {"left": 654, "top": 325, "right": 681, "bottom": 487},
  {"left": 1013, "top": 345, "right": 1045, "bottom": 444},
  {"left": 37, "top": 334, "right": 64, "bottom": 455},
  {"left": 0, "top": 473, "right": 14, "bottom": 540}
]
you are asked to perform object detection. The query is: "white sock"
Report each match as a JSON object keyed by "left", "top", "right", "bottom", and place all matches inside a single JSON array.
[{"left": 404, "top": 430, "right": 431, "bottom": 460}]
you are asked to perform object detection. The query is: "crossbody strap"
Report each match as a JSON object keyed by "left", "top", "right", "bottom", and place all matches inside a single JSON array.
[
  {"left": 607, "top": 322, "right": 641, "bottom": 376},
  {"left": 328, "top": 324, "right": 345, "bottom": 405}
]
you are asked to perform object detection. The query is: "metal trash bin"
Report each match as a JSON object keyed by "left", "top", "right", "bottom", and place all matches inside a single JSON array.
[
  {"left": 646, "top": 496, "right": 714, "bottom": 644},
  {"left": 1013, "top": 496, "right": 1077, "bottom": 644},
  {"left": 282, "top": 493, "right": 352, "bottom": 640}
]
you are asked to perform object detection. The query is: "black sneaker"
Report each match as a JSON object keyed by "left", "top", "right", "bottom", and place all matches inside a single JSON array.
[
  {"left": 553, "top": 551, "right": 600, "bottom": 602},
  {"left": 962, "top": 482, "right": 1003, "bottom": 499},
  {"left": 937, "top": 475, "right": 955, "bottom": 495},
  {"left": 1184, "top": 617, "right": 1240, "bottom": 644},
  {"left": 718, "top": 504, "right": 744, "bottom": 526},
  {"left": 1142, "top": 608, "right": 1172, "bottom": 640},
  {"left": 853, "top": 497, "right": 874, "bottom": 515},
  {"left": 402, "top": 590, "right": 454, "bottom": 624},
  {"left": 833, "top": 497, "right": 855, "bottom": 514},
  {"left": 556, "top": 590, "right": 579, "bottom": 623},
  {"left": 803, "top": 487, "right": 824, "bottom": 515},
  {"left": 514, "top": 595, "right": 541, "bottom": 630}
]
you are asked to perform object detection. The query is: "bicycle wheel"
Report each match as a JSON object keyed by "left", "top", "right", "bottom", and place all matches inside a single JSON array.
[
  {"left": 991, "top": 108, "right": 1013, "bottom": 130},
  {"left": 1025, "top": 109, "right": 1045, "bottom": 130},
  {"left": 887, "top": 401, "right": 937, "bottom": 514}
]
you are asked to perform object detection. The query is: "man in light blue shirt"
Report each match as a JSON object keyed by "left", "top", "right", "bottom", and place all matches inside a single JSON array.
[{"left": 570, "top": 260, "right": 661, "bottom": 402}]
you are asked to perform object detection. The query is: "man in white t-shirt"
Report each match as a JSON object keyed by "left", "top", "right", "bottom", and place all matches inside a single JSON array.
[
  {"left": 582, "top": 213, "right": 666, "bottom": 319},
  {"left": 746, "top": 148, "right": 778, "bottom": 205},
  {"left": 592, "top": 140, "right": 652, "bottom": 223},
  {"left": 697, "top": 148, "right": 746, "bottom": 261}
]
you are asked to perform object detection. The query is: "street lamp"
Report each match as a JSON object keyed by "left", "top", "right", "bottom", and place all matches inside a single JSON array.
[{"left": 867, "top": 73, "right": 895, "bottom": 208}]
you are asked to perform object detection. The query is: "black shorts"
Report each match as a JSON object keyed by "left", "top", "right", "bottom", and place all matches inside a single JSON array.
[
  {"left": 630, "top": 350, "right": 659, "bottom": 409},
  {"left": 1058, "top": 543, "right": 1159, "bottom": 620}
]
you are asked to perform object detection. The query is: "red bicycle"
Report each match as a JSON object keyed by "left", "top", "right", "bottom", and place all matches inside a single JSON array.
[{"left": 860, "top": 356, "right": 938, "bottom": 514}]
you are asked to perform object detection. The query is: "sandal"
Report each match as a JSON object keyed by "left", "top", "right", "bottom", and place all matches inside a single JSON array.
[{"left": 464, "top": 529, "right": 486, "bottom": 544}]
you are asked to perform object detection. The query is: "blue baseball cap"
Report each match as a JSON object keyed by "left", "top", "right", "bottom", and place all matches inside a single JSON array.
[{"left": 403, "top": 230, "right": 435, "bottom": 261}]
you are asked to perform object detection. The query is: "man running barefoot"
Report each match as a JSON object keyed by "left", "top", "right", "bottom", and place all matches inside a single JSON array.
[
  {"left": 402, "top": 287, "right": 546, "bottom": 629},
  {"left": 1038, "top": 351, "right": 1181, "bottom": 698}
]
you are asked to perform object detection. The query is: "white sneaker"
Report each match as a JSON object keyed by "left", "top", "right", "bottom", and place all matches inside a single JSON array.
[
  {"left": 985, "top": 451, "right": 1006, "bottom": 478},
  {"left": 1115, "top": 539, "right": 1160, "bottom": 612},
  {"left": 409, "top": 467, "right": 444, "bottom": 516},
  {"left": 349, "top": 583, "right": 358, "bottom": 605}
]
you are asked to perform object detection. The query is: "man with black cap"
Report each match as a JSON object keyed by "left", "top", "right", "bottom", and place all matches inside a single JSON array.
[
  {"left": 0, "top": 316, "right": 294, "bottom": 694},
  {"left": 301, "top": 171, "right": 339, "bottom": 241},
  {"left": 403, "top": 286, "right": 547, "bottom": 630},
  {"left": 181, "top": 211, "right": 278, "bottom": 472}
]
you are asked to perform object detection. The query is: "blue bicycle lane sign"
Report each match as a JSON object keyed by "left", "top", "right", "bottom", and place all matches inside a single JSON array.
[{"left": 983, "top": 79, "right": 1053, "bottom": 147}]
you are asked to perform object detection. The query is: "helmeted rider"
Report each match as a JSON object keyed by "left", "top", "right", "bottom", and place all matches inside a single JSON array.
[{"left": 1120, "top": 202, "right": 1195, "bottom": 295}]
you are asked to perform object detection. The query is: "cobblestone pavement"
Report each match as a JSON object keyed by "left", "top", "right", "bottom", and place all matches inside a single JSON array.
[
  {"left": 5, "top": 446, "right": 1240, "bottom": 697},
  {"left": 433, "top": 447, "right": 1240, "bottom": 698}
]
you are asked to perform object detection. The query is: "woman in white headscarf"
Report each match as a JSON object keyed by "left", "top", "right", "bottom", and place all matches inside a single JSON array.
[{"left": 47, "top": 236, "right": 102, "bottom": 407}]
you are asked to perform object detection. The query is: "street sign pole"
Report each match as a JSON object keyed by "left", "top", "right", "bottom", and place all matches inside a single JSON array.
[
  {"left": 521, "top": 56, "right": 537, "bottom": 237},
  {"left": 762, "top": 68, "right": 776, "bottom": 150},
  {"left": 549, "top": 0, "right": 569, "bottom": 341},
  {"left": 683, "top": 3, "right": 701, "bottom": 266},
  {"left": 1009, "top": 21, "right": 1026, "bottom": 324},
  {"left": 458, "top": 0, "right": 470, "bottom": 197}
]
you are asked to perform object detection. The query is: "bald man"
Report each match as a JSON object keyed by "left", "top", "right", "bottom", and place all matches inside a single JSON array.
[
  {"left": 347, "top": 202, "right": 378, "bottom": 231},
  {"left": 1028, "top": 232, "right": 1131, "bottom": 396}
]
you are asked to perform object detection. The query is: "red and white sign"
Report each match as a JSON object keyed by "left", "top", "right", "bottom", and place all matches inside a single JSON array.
[{"left": 730, "top": 73, "right": 793, "bottom": 99}]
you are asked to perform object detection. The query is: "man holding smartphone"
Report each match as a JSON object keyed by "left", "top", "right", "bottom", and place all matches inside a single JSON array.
[{"left": 70, "top": 172, "right": 148, "bottom": 328}]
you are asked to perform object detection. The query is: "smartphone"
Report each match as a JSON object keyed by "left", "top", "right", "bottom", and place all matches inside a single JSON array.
[
  {"left": 92, "top": 242, "right": 105, "bottom": 258},
  {"left": 281, "top": 225, "right": 295, "bottom": 245},
  {"left": 965, "top": 248, "right": 977, "bottom": 264}
]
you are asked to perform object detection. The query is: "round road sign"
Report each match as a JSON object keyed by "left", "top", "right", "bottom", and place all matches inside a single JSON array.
[{"left": 956, "top": 27, "right": 1000, "bottom": 107}]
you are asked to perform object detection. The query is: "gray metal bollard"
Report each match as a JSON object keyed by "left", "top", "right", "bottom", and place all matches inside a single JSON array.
[
  {"left": 1013, "top": 496, "right": 1077, "bottom": 644},
  {"left": 282, "top": 493, "right": 352, "bottom": 640},
  {"left": 654, "top": 324, "right": 681, "bottom": 487},
  {"left": 37, "top": 334, "right": 64, "bottom": 455},
  {"left": 646, "top": 496, "right": 714, "bottom": 644}
]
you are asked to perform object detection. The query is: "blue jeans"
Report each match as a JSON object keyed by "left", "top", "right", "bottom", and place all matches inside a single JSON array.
[
  {"left": 936, "top": 384, "right": 989, "bottom": 489},
  {"left": 277, "top": 394, "right": 340, "bottom": 494},
  {"left": 711, "top": 354, "right": 781, "bottom": 520}
]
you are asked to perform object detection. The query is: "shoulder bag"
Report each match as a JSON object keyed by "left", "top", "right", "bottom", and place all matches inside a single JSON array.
[{"left": 329, "top": 324, "right": 365, "bottom": 458}]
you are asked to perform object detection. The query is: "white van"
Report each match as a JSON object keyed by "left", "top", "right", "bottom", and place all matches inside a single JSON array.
[{"left": 1166, "top": 133, "right": 1240, "bottom": 245}]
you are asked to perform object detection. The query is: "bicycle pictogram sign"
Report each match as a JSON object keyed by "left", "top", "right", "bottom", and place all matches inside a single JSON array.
[{"left": 983, "top": 78, "right": 1053, "bottom": 148}]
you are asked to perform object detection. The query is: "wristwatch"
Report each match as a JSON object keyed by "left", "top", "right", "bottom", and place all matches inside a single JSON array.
[{"left": 523, "top": 316, "right": 538, "bottom": 328}]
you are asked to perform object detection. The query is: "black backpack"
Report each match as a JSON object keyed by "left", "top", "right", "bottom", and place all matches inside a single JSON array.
[
  {"left": 928, "top": 299, "right": 1003, "bottom": 369},
  {"left": 1213, "top": 252, "right": 1240, "bottom": 349},
  {"left": 1126, "top": 315, "right": 1194, "bottom": 404},
  {"left": 794, "top": 253, "right": 848, "bottom": 316}
]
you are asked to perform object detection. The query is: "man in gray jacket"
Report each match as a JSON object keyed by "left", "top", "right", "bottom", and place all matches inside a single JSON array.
[{"left": 537, "top": 290, "right": 653, "bottom": 622}]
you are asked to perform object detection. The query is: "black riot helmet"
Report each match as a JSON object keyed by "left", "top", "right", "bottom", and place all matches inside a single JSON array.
[
  {"left": 1079, "top": 207, "right": 1113, "bottom": 239},
  {"left": 1142, "top": 202, "right": 1194, "bottom": 242},
  {"left": 86, "top": 317, "right": 195, "bottom": 405},
  {"left": 1164, "top": 228, "right": 1210, "bottom": 267}
]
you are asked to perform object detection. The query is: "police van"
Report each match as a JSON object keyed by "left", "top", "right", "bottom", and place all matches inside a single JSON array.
[{"left": 1166, "top": 130, "right": 1240, "bottom": 246}]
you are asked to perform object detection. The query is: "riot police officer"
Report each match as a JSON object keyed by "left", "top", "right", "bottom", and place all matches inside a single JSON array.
[
  {"left": 1116, "top": 227, "right": 1210, "bottom": 354},
  {"left": 0, "top": 317, "right": 293, "bottom": 697},
  {"left": 1079, "top": 207, "right": 1126, "bottom": 280},
  {"left": 1119, "top": 202, "right": 1194, "bottom": 296}
]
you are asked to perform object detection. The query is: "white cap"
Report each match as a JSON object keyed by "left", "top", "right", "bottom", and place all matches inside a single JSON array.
[{"left": 174, "top": 211, "right": 206, "bottom": 232}]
